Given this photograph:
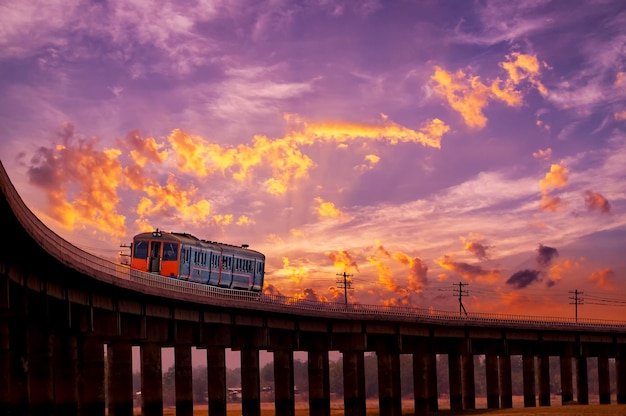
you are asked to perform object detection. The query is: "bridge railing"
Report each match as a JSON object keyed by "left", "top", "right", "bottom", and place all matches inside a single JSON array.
[{"left": 2, "top": 162, "right": 625, "bottom": 331}]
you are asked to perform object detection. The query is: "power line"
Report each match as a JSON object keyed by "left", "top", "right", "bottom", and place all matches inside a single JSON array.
[
  {"left": 336, "top": 271, "right": 353, "bottom": 306},
  {"left": 569, "top": 289, "right": 584, "bottom": 322},
  {"left": 453, "top": 281, "right": 469, "bottom": 316}
]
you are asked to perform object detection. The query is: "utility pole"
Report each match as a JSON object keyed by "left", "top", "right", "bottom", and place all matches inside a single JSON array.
[
  {"left": 569, "top": 289, "right": 584, "bottom": 322},
  {"left": 336, "top": 271, "right": 353, "bottom": 306},
  {"left": 453, "top": 281, "right": 469, "bottom": 316}
]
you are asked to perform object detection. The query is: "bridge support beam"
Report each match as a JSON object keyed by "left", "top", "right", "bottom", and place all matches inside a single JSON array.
[
  {"left": 485, "top": 352, "right": 500, "bottom": 409},
  {"left": 448, "top": 351, "right": 463, "bottom": 411},
  {"left": 175, "top": 345, "right": 193, "bottom": 416},
  {"left": 107, "top": 341, "right": 133, "bottom": 416},
  {"left": 0, "top": 319, "right": 10, "bottom": 415},
  {"left": 308, "top": 349, "right": 330, "bottom": 416},
  {"left": 343, "top": 350, "right": 366, "bottom": 416},
  {"left": 617, "top": 346, "right": 626, "bottom": 404},
  {"left": 522, "top": 354, "right": 536, "bottom": 407},
  {"left": 79, "top": 337, "right": 105, "bottom": 416},
  {"left": 412, "top": 351, "right": 428, "bottom": 413},
  {"left": 461, "top": 341, "right": 475, "bottom": 410},
  {"left": 53, "top": 333, "right": 79, "bottom": 415},
  {"left": 598, "top": 350, "right": 611, "bottom": 404},
  {"left": 427, "top": 353, "right": 438, "bottom": 411},
  {"left": 274, "top": 349, "right": 295, "bottom": 416},
  {"left": 27, "top": 325, "right": 54, "bottom": 415},
  {"left": 538, "top": 354, "right": 550, "bottom": 406},
  {"left": 207, "top": 346, "right": 227, "bottom": 416},
  {"left": 241, "top": 347, "right": 261, "bottom": 416},
  {"left": 499, "top": 354, "right": 513, "bottom": 408},
  {"left": 377, "top": 349, "right": 402, "bottom": 416},
  {"left": 140, "top": 343, "right": 163, "bottom": 416},
  {"left": 560, "top": 355, "right": 574, "bottom": 404},
  {"left": 576, "top": 355, "right": 589, "bottom": 405}
]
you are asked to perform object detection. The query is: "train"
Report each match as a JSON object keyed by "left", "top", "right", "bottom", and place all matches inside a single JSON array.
[{"left": 130, "top": 229, "right": 265, "bottom": 292}]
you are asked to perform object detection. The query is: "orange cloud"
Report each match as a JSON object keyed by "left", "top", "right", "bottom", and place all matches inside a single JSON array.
[
  {"left": 533, "top": 148, "right": 552, "bottom": 160},
  {"left": 547, "top": 258, "right": 582, "bottom": 286},
  {"left": 460, "top": 233, "right": 491, "bottom": 260},
  {"left": 538, "top": 194, "right": 563, "bottom": 212},
  {"left": 120, "top": 130, "right": 168, "bottom": 168},
  {"left": 589, "top": 267, "right": 616, "bottom": 290},
  {"left": 27, "top": 123, "right": 127, "bottom": 237},
  {"left": 137, "top": 174, "right": 211, "bottom": 225},
  {"left": 584, "top": 190, "right": 611, "bottom": 214},
  {"left": 616, "top": 111, "right": 626, "bottom": 121},
  {"left": 314, "top": 197, "right": 344, "bottom": 218},
  {"left": 430, "top": 53, "right": 546, "bottom": 129},
  {"left": 290, "top": 288, "right": 330, "bottom": 303},
  {"left": 280, "top": 257, "right": 308, "bottom": 285},
  {"left": 435, "top": 255, "right": 500, "bottom": 283},
  {"left": 354, "top": 154, "right": 381, "bottom": 172},
  {"left": 392, "top": 252, "right": 428, "bottom": 292},
  {"left": 326, "top": 249, "right": 359, "bottom": 271},
  {"left": 540, "top": 162, "right": 569, "bottom": 193}
]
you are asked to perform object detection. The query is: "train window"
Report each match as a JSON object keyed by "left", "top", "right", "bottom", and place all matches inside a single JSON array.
[
  {"left": 163, "top": 243, "right": 178, "bottom": 261},
  {"left": 133, "top": 240, "right": 148, "bottom": 259},
  {"left": 211, "top": 254, "right": 219, "bottom": 269}
]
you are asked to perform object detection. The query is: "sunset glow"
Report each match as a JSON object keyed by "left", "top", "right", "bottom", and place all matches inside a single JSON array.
[{"left": 1, "top": 1, "right": 625, "bottom": 320}]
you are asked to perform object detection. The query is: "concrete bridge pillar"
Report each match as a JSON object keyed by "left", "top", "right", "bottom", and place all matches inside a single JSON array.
[
  {"left": 576, "top": 355, "right": 589, "bottom": 405},
  {"left": 107, "top": 340, "right": 133, "bottom": 416},
  {"left": 207, "top": 346, "right": 227, "bottom": 416},
  {"left": 522, "top": 353, "right": 536, "bottom": 407},
  {"left": 461, "top": 340, "right": 475, "bottom": 410},
  {"left": 617, "top": 346, "right": 626, "bottom": 404},
  {"left": 538, "top": 354, "right": 551, "bottom": 406},
  {"left": 0, "top": 319, "right": 10, "bottom": 414},
  {"left": 426, "top": 353, "right": 438, "bottom": 411},
  {"left": 448, "top": 350, "right": 463, "bottom": 411},
  {"left": 598, "top": 350, "right": 611, "bottom": 404},
  {"left": 26, "top": 325, "right": 54, "bottom": 415},
  {"left": 53, "top": 333, "right": 79, "bottom": 415},
  {"left": 78, "top": 337, "right": 105, "bottom": 416},
  {"left": 376, "top": 349, "right": 402, "bottom": 416},
  {"left": 412, "top": 351, "right": 428, "bottom": 413},
  {"left": 342, "top": 350, "right": 366, "bottom": 416},
  {"left": 308, "top": 349, "right": 330, "bottom": 416},
  {"left": 498, "top": 354, "right": 512, "bottom": 408},
  {"left": 560, "top": 354, "right": 574, "bottom": 404},
  {"left": 241, "top": 347, "right": 261, "bottom": 416},
  {"left": 274, "top": 349, "right": 295, "bottom": 416},
  {"left": 175, "top": 345, "right": 193, "bottom": 416},
  {"left": 140, "top": 342, "right": 163, "bottom": 416},
  {"left": 485, "top": 352, "right": 500, "bottom": 409}
]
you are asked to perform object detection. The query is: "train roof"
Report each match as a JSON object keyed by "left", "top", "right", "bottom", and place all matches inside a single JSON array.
[{"left": 133, "top": 230, "right": 265, "bottom": 257}]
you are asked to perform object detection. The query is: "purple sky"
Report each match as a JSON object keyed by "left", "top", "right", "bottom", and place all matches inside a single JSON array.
[{"left": 1, "top": 0, "right": 625, "bottom": 320}]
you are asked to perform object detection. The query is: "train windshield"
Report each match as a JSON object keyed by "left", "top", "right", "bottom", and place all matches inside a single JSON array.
[
  {"left": 163, "top": 242, "right": 179, "bottom": 261},
  {"left": 133, "top": 240, "right": 149, "bottom": 259}
]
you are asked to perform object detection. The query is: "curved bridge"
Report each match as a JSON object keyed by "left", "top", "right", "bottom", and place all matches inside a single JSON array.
[{"left": 1, "top": 161, "right": 626, "bottom": 416}]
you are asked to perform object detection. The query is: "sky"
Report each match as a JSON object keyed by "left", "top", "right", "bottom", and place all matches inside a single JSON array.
[{"left": 1, "top": 0, "right": 626, "bottom": 321}]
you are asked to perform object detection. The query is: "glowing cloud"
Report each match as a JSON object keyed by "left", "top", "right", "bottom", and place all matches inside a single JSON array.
[
  {"left": 589, "top": 267, "right": 616, "bottom": 290},
  {"left": 435, "top": 255, "right": 500, "bottom": 283},
  {"left": 584, "top": 190, "right": 611, "bottom": 214},
  {"left": 538, "top": 194, "right": 563, "bottom": 212},
  {"left": 460, "top": 233, "right": 491, "bottom": 260},
  {"left": 326, "top": 250, "right": 359, "bottom": 271},
  {"left": 280, "top": 257, "right": 308, "bottom": 284},
  {"left": 430, "top": 52, "right": 546, "bottom": 129},
  {"left": 532, "top": 148, "right": 552, "bottom": 161},
  {"left": 540, "top": 162, "right": 569, "bottom": 193},
  {"left": 314, "top": 197, "right": 344, "bottom": 218},
  {"left": 27, "top": 123, "right": 127, "bottom": 237},
  {"left": 536, "top": 244, "right": 559, "bottom": 267}
]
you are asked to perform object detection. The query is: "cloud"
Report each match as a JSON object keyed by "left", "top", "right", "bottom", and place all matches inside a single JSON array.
[
  {"left": 547, "top": 258, "right": 581, "bottom": 287},
  {"left": 27, "top": 122, "right": 127, "bottom": 237},
  {"left": 435, "top": 255, "right": 500, "bottom": 283},
  {"left": 539, "top": 162, "right": 569, "bottom": 194},
  {"left": 533, "top": 148, "right": 552, "bottom": 161},
  {"left": 589, "top": 267, "right": 616, "bottom": 290},
  {"left": 314, "top": 197, "right": 345, "bottom": 218},
  {"left": 584, "top": 190, "right": 611, "bottom": 214},
  {"left": 536, "top": 244, "right": 559, "bottom": 267},
  {"left": 392, "top": 252, "right": 428, "bottom": 292},
  {"left": 279, "top": 257, "right": 309, "bottom": 285},
  {"left": 538, "top": 194, "right": 563, "bottom": 212},
  {"left": 325, "top": 250, "right": 359, "bottom": 272},
  {"left": 506, "top": 269, "right": 542, "bottom": 289},
  {"left": 430, "top": 52, "right": 545, "bottom": 128},
  {"left": 460, "top": 234, "right": 491, "bottom": 260}
]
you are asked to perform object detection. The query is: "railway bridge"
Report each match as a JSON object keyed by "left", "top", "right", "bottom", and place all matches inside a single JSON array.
[{"left": 1, "top": 161, "right": 626, "bottom": 416}]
